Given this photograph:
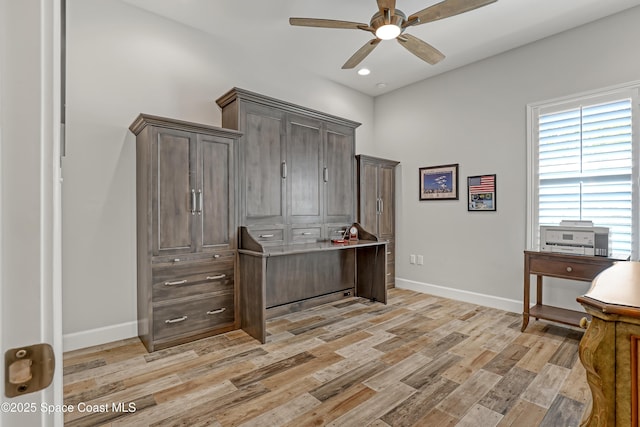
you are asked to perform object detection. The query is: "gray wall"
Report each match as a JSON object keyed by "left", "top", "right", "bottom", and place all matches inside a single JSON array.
[
  {"left": 64, "top": 1, "right": 640, "bottom": 348},
  {"left": 372, "top": 7, "right": 640, "bottom": 312},
  {"left": 63, "top": 0, "right": 374, "bottom": 349}
]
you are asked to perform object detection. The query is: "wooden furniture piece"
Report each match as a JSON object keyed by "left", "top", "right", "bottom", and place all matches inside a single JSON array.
[
  {"left": 129, "top": 114, "right": 241, "bottom": 352},
  {"left": 238, "top": 224, "right": 387, "bottom": 343},
  {"left": 356, "top": 155, "right": 399, "bottom": 289},
  {"left": 216, "top": 88, "right": 360, "bottom": 245},
  {"left": 522, "top": 251, "right": 622, "bottom": 332},
  {"left": 577, "top": 261, "right": 638, "bottom": 426}
]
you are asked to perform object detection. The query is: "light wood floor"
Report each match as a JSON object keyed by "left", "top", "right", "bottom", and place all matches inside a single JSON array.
[{"left": 63, "top": 288, "right": 590, "bottom": 426}]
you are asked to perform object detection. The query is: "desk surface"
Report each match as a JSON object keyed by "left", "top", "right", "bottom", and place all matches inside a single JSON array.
[
  {"left": 239, "top": 239, "right": 386, "bottom": 257},
  {"left": 578, "top": 261, "right": 640, "bottom": 317}
]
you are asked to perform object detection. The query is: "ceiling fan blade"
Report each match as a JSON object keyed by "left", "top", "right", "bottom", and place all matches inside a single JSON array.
[
  {"left": 289, "top": 17, "right": 370, "bottom": 30},
  {"left": 377, "top": 0, "right": 396, "bottom": 18},
  {"left": 342, "top": 39, "right": 381, "bottom": 69},
  {"left": 397, "top": 33, "right": 445, "bottom": 65},
  {"left": 406, "top": 0, "right": 497, "bottom": 27}
]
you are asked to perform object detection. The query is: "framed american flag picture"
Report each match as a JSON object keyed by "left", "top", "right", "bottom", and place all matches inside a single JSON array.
[{"left": 467, "top": 174, "right": 496, "bottom": 211}]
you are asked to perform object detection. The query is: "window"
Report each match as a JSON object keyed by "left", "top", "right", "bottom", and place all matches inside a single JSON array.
[{"left": 527, "top": 84, "right": 639, "bottom": 259}]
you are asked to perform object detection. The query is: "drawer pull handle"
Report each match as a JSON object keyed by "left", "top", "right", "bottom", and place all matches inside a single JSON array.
[
  {"left": 566, "top": 266, "right": 573, "bottom": 272},
  {"left": 259, "top": 234, "right": 275, "bottom": 238},
  {"left": 213, "top": 254, "right": 221, "bottom": 259},
  {"left": 173, "top": 258, "right": 180, "bottom": 262},
  {"left": 387, "top": 252, "right": 392, "bottom": 255},
  {"left": 301, "top": 232, "right": 312, "bottom": 236},
  {"left": 207, "top": 308, "right": 226, "bottom": 315},
  {"left": 206, "top": 274, "right": 226, "bottom": 280},
  {"left": 165, "top": 316, "right": 188, "bottom": 324},
  {"left": 164, "top": 279, "right": 187, "bottom": 286},
  {"left": 387, "top": 273, "right": 391, "bottom": 276}
]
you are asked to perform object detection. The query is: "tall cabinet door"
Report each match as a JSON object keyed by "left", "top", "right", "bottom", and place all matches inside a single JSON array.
[
  {"left": 240, "top": 102, "right": 286, "bottom": 225},
  {"left": 287, "top": 114, "right": 323, "bottom": 224},
  {"left": 378, "top": 164, "right": 395, "bottom": 240},
  {"left": 324, "top": 123, "right": 356, "bottom": 224},
  {"left": 152, "top": 128, "right": 197, "bottom": 256},
  {"left": 197, "top": 134, "right": 235, "bottom": 251},
  {"left": 358, "top": 159, "right": 380, "bottom": 235}
]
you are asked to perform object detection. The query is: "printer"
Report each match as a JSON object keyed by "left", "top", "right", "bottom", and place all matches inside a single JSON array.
[{"left": 540, "top": 220, "right": 610, "bottom": 257}]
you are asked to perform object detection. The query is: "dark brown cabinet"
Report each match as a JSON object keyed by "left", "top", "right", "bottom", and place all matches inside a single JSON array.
[
  {"left": 216, "top": 88, "right": 359, "bottom": 244},
  {"left": 357, "top": 155, "right": 399, "bottom": 288},
  {"left": 130, "top": 114, "right": 241, "bottom": 352}
]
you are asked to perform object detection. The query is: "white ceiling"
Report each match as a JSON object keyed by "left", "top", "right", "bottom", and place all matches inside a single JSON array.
[{"left": 121, "top": 0, "right": 640, "bottom": 96}]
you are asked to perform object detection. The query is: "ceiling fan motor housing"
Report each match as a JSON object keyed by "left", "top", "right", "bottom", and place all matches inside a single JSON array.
[{"left": 370, "top": 9, "right": 406, "bottom": 38}]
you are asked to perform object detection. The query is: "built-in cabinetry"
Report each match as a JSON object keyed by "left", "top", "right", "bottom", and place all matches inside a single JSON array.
[
  {"left": 357, "top": 155, "right": 399, "bottom": 288},
  {"left": 238, "top": 225, "right": 387, "bottom": 343},
  {"left": 577, "top": 261, "right": 637, "bottom": 426},
  {"left": 216, "top": 88, "right": 359, "bottom": 246},
  {"left": 129, "top": 114, "right": 241, "bottom": 352},
  {"left": 216, "top": 89, "right": 389, "bottom": 343}
]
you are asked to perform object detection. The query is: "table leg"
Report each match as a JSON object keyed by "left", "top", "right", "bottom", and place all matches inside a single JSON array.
[
  {"left": 536, "top": 275, "right": 543, "bottom": 320},
  {"left": 522, "top": 256, "right": 530, "bottom": 332}
]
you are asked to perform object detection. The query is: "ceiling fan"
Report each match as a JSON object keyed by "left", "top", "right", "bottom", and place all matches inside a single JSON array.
[{"left": 290, "top": 0, "right": 497, "bottom": 69}]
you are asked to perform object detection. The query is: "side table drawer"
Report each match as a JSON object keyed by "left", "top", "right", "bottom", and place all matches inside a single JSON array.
[
  {"left": 153, "top": 291, "right": 235, "bottom": 341},
  {"left": 529, "top": 256, "right": 611, "bottom": 281}
]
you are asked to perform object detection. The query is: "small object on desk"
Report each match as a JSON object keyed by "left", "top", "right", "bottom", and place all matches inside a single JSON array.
[
  {"left": 348, "top": 226, "right": 358, "bottom": 241},
  {"left": 332, "top": 228, "right": 349, "bottom": 244}
]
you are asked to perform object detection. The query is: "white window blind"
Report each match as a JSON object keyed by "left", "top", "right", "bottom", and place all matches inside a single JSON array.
[
  {"left": 528, "top": 84, "right": 639, "bottom": 259},
  {"left": 538, "top": 99, "right": 633, "bottom": 254}
]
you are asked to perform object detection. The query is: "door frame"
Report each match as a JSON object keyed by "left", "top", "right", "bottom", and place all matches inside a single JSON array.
[{"left": 0, "top": 0, "right": 63, "bottom": 425}]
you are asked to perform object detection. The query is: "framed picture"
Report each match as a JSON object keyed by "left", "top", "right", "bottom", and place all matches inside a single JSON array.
[
  {"left": 419, "top": 164, "right": 459, "bottom": 201},
  {"left": 467, "top": 174, "right": 496, "bottom": 211}
]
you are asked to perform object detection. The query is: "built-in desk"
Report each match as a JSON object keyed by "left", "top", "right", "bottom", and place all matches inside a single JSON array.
[
  {"left": 238, "top": 225, "right": 387, "bottom": 343},
  {"left": 522, "top": 251, "right": 623, "bottom": 332}
]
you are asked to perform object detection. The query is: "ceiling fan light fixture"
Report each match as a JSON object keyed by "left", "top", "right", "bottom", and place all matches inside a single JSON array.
[
  {"left": 375, "top": 24, "right": 401, "bottom": 40},
  {"left": 371, "top": 9, "right": 406, "bottom": 40}
]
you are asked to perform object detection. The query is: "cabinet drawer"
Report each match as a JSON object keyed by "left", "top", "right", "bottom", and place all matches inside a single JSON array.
[
  {"left": 386, "top": 262, "right": 395, "bottom": 285},
  {"left": 291, "top": 226, "right": 321, "bottom": 243},
  {"left": 250, "top": 228, "right": 285, "bottom": 246},
  {"left": 385, "top": 240, "right": 394, "bottom": 262},
  {"left": 529, "top": 256, "right": 611, "bottom": 281},
  {"left": 152, "top": 250, "right": 235, "bottom": 265},
  {"left": 152, "top": 261, "right": 234, "bottom": 302},
  {"left": 153, "top": 291, "right": 235, "bottom": 341}
]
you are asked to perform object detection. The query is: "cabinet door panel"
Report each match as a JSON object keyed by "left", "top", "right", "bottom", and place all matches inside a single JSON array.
[
  {"left": 359, "top": 161, "right": 379, "bottom": 235},
  {"left": 288, "top": 117, "right": 322, "bottom": 223},
  {"left": 243, "top": 105, "right": 285, "bottom": 224},
  {"left": 378, "top": 165, "right": 395, "bottom": 239},
  {"left": 199, "top": 134, "right": 233, "bottom": 250},
  {"left": 325, "top": 124, "right": 355, "bottom": 224},
  {"left": 153, "top": 129, "right": 195, "bottom": 255}
]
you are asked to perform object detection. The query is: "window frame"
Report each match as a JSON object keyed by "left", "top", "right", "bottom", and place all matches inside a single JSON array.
[{"left": 526, "top": 81, "right": 640, "bottom": 260}]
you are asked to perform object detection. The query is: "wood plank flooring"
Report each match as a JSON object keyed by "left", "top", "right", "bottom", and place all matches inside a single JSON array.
[{"left": 63, "top": 288, "right": 590, "bottom": 426}]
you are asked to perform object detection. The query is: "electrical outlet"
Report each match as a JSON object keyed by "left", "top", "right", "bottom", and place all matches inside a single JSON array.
[
  {"left": 417, "top": 255, "right": 424, "bottom": 265},
  {"left": 410, "top": 254, "right": 416, "bottom": 264}
]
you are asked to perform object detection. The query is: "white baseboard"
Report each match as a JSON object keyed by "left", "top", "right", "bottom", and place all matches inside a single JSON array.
[
  {"left": 395, "top": 277, "right": 522, "bottom": 314},
  {"left": 62, "top": 280, "right": 521, "bottom": 352},
  {"left": 63, "top": 321, "right": 138, "bottom": 352}
]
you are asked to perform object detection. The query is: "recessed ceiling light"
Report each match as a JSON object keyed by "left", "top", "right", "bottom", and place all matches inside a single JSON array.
[
  {"left": 376, "top": 82, "right": 387, "bottom": 88},
  {"left": 357, "top": 68, "right": 371, "bottom": 76}
]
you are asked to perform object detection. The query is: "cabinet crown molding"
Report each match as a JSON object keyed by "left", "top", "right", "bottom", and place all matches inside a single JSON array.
[
  {"left": 215, "top": 87, "right": 361, "bottom": 129},
  {"left": 129, "top": 113, "right": 243, "bottom": 138}
]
